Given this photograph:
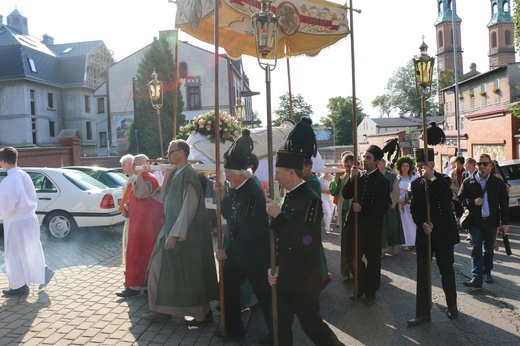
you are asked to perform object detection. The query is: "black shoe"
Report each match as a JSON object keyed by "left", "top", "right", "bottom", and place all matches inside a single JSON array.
[
  {"left": 349, "top": 291, "right": 364, "bottom": 300},
  {"left": 214, "top": 330, "right": 245, "bottom": 341},
  {"left": 142, "top": 312, "right": 171, "bottom": 321},
  {"left": 3, "top": 285, "right": 29, "bottom": 296},
  {"left": 39, "top": 267, "right": 55, "bottom": 289},
  {"left": 342, "top": 277, "right": 353, "bottom": 284},
  {"left": 407, "top": 316, "right": 431, "bottom": 327},
  {"left": 321, "top": 276, "right": 332, "bottom": 291},
  {"left": 116, "top": 288, "right": 140, "bottom": 298},
  {"left": 258, "top": 335, "right": 270, "bottom": 345},
  {"left": 484, "top": 273, "right": 494, "bottom": 283},
  {"left": 447, "top": 306, "right": 459, "bottom": 320},
  {"left": 184, "top": 310, "right": 213, "bottom": 326},
  {"left": 463, "top": 278, "right": 483, "bottom": 288},
  {"left": 363, "top": 297, "right": 376, "bottom": 307}
]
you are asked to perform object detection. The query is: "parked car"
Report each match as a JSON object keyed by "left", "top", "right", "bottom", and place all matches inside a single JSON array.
[
  {"left": 0, "top": 167, "right": 124, "bottom": 239},
  {"left": 497, "top": 160, "right": 520, "bottom": 208},
  {"left": 63, "top": 166, "right": 127, "bottom": 188}
]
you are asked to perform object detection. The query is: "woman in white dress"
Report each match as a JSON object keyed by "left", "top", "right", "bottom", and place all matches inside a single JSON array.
[
  {"left": 396, "top": 156, "right": 418, "bottom": 250},
  {"left": 319, "top": 172, "right": 335, "bottom": 234}
]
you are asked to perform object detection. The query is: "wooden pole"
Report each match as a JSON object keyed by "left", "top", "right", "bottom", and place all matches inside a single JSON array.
[
  {"left": 173, "top": 28, "right": 179, "bottom": 139},
  {"left": 349, "top": 0, "right": 360, "bottom": 301},
  {"left": 286, "top": 57, "right": 294, "bottom": 121},
  {"left": 421, "top": 94, "right": 432, "bottom": 309},
  {"left": 213, "top": 0, "right": 226, "bottom": 335}
]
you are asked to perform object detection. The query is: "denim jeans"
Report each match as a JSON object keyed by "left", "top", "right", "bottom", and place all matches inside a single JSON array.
[{"left": 469, "top": 221, "right": 497, "bottom": 282}]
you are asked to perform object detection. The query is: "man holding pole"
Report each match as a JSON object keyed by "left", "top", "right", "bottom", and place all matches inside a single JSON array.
[
  {"left": 214, "top": 130, "right": 272, "bottom": 343},
  {"left": 408, "top": 148, "right": 459, "bottom": 326},
  {"left": 343, "top": 145, "right": 389, "bottom": 307},
  {"left": 266, "top": 117, "right": 343, "bottom": 346}
]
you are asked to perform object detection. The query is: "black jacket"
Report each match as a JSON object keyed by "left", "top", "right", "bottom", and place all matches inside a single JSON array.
[
  {"left": 457, "top": 172, "right": 509, "bottom": 228},
  {"left": 269, "top": 182, "right": 322, "bottom": 293},
  {"left": 410, "top": 171, "right": 460, "bottom": 246}
]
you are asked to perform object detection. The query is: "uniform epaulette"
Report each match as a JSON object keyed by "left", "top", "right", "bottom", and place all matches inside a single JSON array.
[{"left": 304, "top": 198, "right": 321, "bottom": 224}]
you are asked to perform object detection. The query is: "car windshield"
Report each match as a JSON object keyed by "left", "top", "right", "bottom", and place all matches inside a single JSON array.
[
  {"left": 63, "top": 171, "right": 109, "bottom": 191},
  {"left": 499, "top": 164, "right": 520, "bottom": 181},
  {"left": 105, "top": 170, "right": 127, "bottom": 186}
]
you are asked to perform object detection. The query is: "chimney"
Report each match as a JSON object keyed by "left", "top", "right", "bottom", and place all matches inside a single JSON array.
[
  {"left": 42, "top": 34, "right": 54, "bottom": 45},
  {"left": 469, "top": 63, "right": 477, "bottom": 72}
]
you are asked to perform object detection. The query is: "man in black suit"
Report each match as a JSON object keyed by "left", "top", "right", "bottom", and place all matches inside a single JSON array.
[
  {"left": 408, "top": 148, "right": 460, "bottom": 326},
  {"left": 458, "top": 154, "right": 509, "bottom": 288},
  {"left": 343, "top": 145, "right": 390, "bottom": 307},
  {"left": 266, "top": 118, "right": 343, "bottom": 346}
]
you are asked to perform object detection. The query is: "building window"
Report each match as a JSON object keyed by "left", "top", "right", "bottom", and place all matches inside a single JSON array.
[
  {"left": 30, "top": 90, "right": 35, "bottom": 115},
  {"left": 438, "top": 31, "right": 443, "bottom": 48},
  {"left": 47, "top": 93, "right": 54, "bottom": 109},
  {"left": 494, "top": 79, "right": 500, "bottom": 89},
  {"left": 505, "top": 30, "right": 511, "bottom": 45},
  {"left": 187, "top": 86, "right": 201, "bottom": 110},
  {"left": 86, "top": 121, "right": 92, "bottom": 140},
  {"left": 99, "top": 132, "right": 107, "bottom": 147},
  {"left": 49, "top": 121, "right": 55, "bottom": 137},
  {"left": 27, "top": 56, "right": 37, "bottom": 72},
  {"left": 450, "top": 29, "right": 453, "bottom": 44},
  {"left": 97, "top": 97, "right": 105, "bottom": 113},
  {"left": 85, "top": 95, "right": 91, "bottom": 113},
  {"left": 179, "top": 61, "right": 188, "bottom": 79},
  {"left": 32, "top": 118, "right": 37, "bottom": 144},
  {"left": 492, "top": 32, "right": 497, "bottom": 48}
]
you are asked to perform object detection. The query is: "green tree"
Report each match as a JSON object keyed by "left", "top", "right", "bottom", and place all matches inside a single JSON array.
[
  {"left": 372, "top": 60, "right": 438, "bottom": 117},
  {"left": 320, "top": 96, "right": 365, "bottom": 145},
  {"left": 127, "top": 33, "right": 185, "bottom": 158},
  {"left": 273, "top": 92, "right": 313, "bottom": 126},
  {"left": 371, "top": 94, "right": 392, "bottom": 118},
  {"left": 438, "top": 68, "right": 456, "bottom": 89}
]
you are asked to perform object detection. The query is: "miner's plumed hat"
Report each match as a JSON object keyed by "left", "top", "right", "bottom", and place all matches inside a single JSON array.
[
  {"left": 276, "top": 117, "right": 317, "bottom": 170},
  {"left": 414, "top": 148, "right": 434, "bottom": 162},
  {"left": 223, "top": 129, "right": 254, "bottom": 170},
  {"left": 422, "top": 122, "right": 446, "bottom": 146}
]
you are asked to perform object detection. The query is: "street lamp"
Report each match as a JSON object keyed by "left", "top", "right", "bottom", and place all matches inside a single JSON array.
[
  {"left": 252, "top": 1, "right": 279, "bottom": 344},
  {"left": 234, "top": 98, "right": 245, "bottom": 125},
  {"left": 413, "top": 37, "right": 435, "bottom": 310},
  {"left": 147, "top": 69, "right": 165, "bottom": 158}
]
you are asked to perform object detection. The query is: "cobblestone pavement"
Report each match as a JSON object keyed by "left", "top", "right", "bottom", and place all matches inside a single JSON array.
[{"left": 1, "top": 218, "right": 519, "bottom": 345}]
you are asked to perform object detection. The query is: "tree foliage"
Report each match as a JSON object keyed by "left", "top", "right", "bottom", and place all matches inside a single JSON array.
[
  {"left": 127, "top": 33, "right": 185, "bottom": 158},
  {"left": 371, "top": 94, "right": 392, "bottom": 118},
  {"left": 320, "top": 96, "right": 365, "bottom": 146},
  {"left": 372, "top": 60, "right": 439, "bottom": 117},
  {"left": 273, "top": 92, "right": 313, "bottom": 125}
]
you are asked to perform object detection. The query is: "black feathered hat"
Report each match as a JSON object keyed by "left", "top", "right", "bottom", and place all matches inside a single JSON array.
[
  {"left": 422, "top": 122, "right": 446, "bottom": 146},
  {"left": 382, "top": 138, "right": 400, "bottom": 167},
  {"left": 223, "top": 129, "right": 254, "bottom": 170},
  {"left": 276, "top": 117, "right": 317, "bottom": 170}
]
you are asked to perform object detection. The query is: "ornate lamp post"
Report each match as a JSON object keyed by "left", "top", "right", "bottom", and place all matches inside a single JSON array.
[
  {"left": 252, "top": 1, "right": 279, "bottom": 344},
  {"left": 413, "top": 37, "right": 435, "bottom": 309},
  {"left": 147, "top": 69, "right": 165, "bottom": 158},
  {"left": 234, "top": 98, "right": 245, "bottom": 125}
]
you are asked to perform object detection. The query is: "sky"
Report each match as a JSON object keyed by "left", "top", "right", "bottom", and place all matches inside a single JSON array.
[{"left": 0, "top": 0, "right": 500, "bottom": 125}]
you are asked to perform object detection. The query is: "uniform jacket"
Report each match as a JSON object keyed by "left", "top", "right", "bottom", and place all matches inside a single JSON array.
[
  {"left": 269, "top": 182, "right": 322, "bottom": 293},
  {"left": 457, "top": 172, "right": 509, "bottom": 228},
  {"left": 342, "top": 169, "right": 390, "bottom": 235},
  {"left": 410, "top": 171, "right": 459, "bottom": 246},
  {"left": 221, "top": 178, "right": 270, "bottom": 270}
]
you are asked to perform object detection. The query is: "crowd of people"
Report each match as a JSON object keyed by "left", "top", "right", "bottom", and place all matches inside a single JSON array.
[{"left": 0, "top": 128, "right": 511, "bottom": 344}]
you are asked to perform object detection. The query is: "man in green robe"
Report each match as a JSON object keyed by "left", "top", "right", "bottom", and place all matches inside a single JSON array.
[{"left": 144, "top": 140, "right": 219, "bottom": 323}]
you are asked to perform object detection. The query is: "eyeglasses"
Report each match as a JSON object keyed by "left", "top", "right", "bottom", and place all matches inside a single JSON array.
[
  {"left": 477, "top": 162, "right": 491, "bottom": 167},
  {"left": 168, "top": 149, "right": 182, "bottom": 156}
]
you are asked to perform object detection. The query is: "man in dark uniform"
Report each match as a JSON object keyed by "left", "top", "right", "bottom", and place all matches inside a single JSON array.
[
  {"left": 408, "top": 148, "right": 460, "bottom": 326},
  {"left": 214, "top": 130, "right": 272, "bottom": 343},
  {"left": 343, "top": 145, "right": 390, "bottom": 307},
  {"left": 266, "top": 117, "right": 343, "bottom": 346}
]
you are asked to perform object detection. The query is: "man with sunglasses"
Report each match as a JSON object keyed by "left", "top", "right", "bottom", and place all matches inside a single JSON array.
[{"left": 458, "top": 154, "right": 509, "bottom": 288}]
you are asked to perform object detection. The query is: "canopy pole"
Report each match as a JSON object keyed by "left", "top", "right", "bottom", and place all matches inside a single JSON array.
[{"left": 286, "top": 56, "right": 294, "bottom": 121}]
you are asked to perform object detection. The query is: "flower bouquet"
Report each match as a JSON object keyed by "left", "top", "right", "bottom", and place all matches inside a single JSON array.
[{"left": 178, "top": 110, "right": 243, "bottom": 143}]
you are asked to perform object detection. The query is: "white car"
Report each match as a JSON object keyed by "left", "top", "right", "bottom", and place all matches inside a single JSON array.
[{"left": 0, "top": 167, "right": 124, "bottom": 239}]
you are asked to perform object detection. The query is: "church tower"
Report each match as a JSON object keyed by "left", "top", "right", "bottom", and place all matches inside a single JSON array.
[
  {"left": 434, "top": 0, "right": 463, "bottom": 76},
  {"left": 488, "top": 0, "right": 515, "bottom": 69}
]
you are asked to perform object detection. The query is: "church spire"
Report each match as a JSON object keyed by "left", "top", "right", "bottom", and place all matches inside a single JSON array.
[
  {"left": 487, "top": 0, "right": 514, "bottom": 69},
  {"left": 434, "top": 0, "right": 463, "bottom": 75}
]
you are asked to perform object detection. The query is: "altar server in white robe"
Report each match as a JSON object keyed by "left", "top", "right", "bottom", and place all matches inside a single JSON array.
[{"left": 0, "top": 146, "right": 51, "bottom": 296}]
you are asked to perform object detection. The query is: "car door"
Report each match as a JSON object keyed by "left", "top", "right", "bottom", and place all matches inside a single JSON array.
[{"left": 27, "top": 171, "right": 60, "bottom": 214}]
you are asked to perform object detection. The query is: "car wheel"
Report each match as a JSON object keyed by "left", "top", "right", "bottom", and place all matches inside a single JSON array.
[{"left": 44, "top": 211, "right": 77, "bottom": 239}]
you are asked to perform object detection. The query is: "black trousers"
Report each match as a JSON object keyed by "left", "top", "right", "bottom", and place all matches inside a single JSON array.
[
  {"left": 415, "top": 234, "right": 457, "bottom": 318},
  {"left": 345, "top": 229, "right": 383, "bottom": 298},
  {"left": 277, "top": 288, "right": 343, "bottom": 346},
  {"left": 223, "top": 257, "right": 272, "bottom": 338}
]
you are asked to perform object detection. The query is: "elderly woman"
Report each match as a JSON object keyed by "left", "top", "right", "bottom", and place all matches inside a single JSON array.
[{"left": 396, "top": 156, "right": 418, "bottom": 251}]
